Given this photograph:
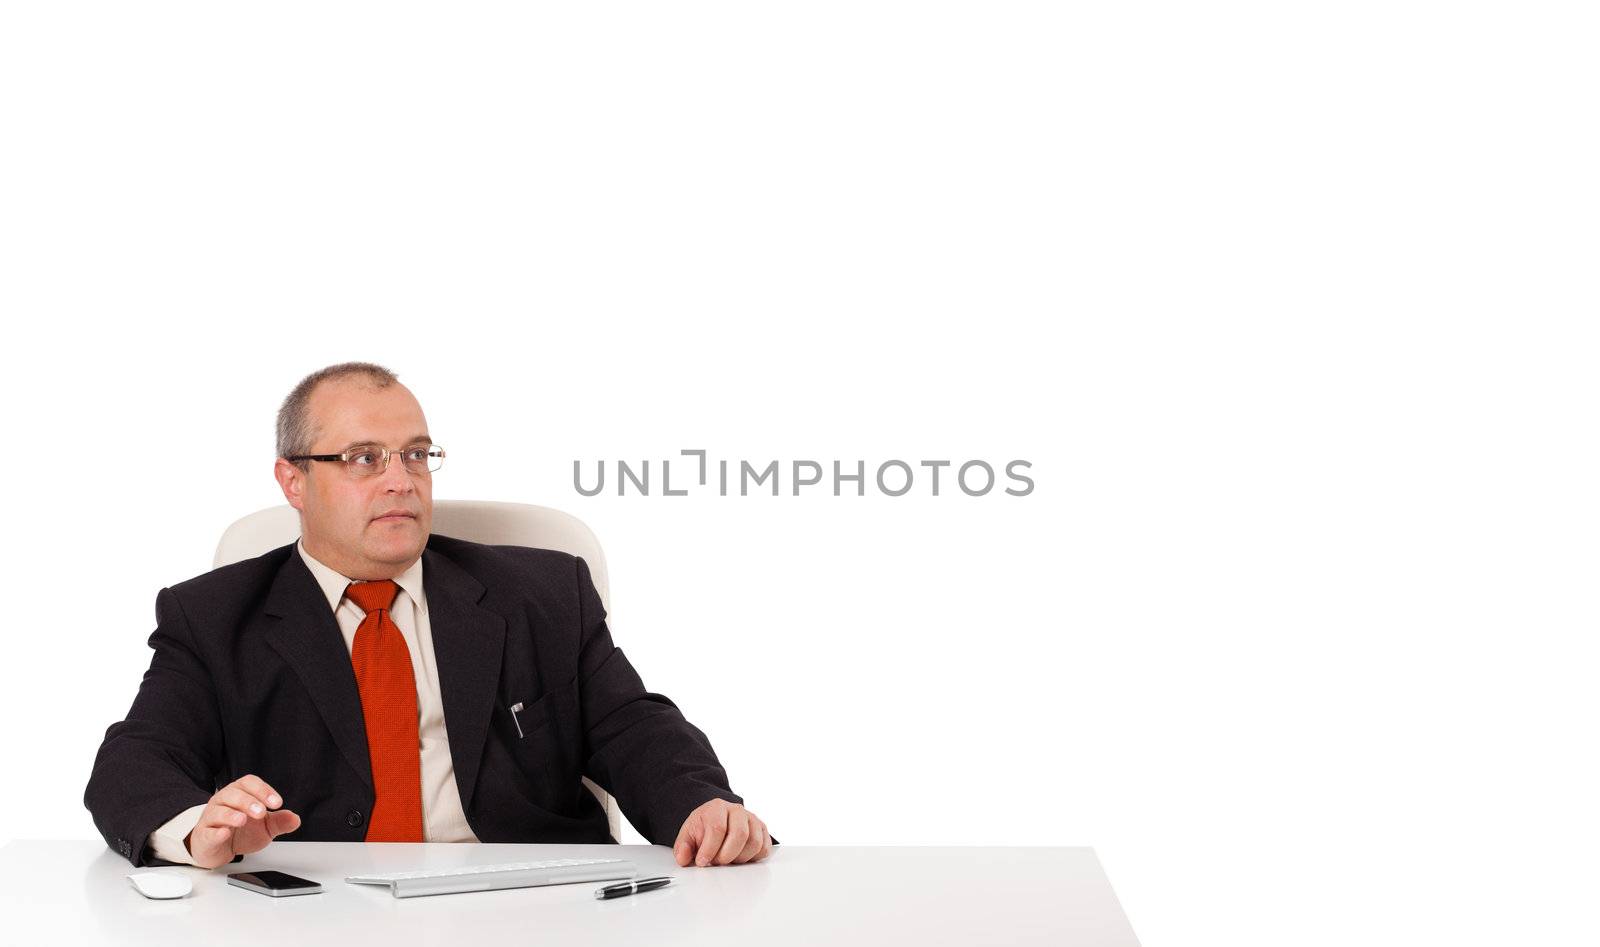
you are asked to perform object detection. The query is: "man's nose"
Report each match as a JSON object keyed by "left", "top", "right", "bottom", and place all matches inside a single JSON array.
[{"left": 376, "top": 452, "right": 415, "bottom": 491}]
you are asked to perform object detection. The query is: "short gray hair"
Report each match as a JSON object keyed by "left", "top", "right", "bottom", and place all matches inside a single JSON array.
[{"left": 276, "top": 361, "right": 399, "bottom": 469}]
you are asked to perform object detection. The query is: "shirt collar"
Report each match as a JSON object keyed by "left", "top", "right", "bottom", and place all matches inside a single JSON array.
[{"left": 296, "top": 538, "right": 427, "bottom": 614}]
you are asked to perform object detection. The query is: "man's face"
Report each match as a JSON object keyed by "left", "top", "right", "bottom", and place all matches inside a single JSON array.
[{"left": 274, "top": 378, "right": 434, "bottom": 580}]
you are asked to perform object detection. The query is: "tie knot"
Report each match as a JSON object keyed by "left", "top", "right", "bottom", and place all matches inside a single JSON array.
[{"left": 345, "top": 579, "right": 399, "bottom": 614}]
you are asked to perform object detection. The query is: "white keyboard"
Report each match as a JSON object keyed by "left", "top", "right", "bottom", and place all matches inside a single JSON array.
[{"left": 345, "top": 857, "right": 637, "bottom": 898}]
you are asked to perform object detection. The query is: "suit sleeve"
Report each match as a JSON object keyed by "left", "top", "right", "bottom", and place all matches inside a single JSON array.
[
  {"left": 572, "top": 556, "right": 749, "bottom": 846},
  {"left": 84, "top": 587, "right": 223, "bottom": 867}
]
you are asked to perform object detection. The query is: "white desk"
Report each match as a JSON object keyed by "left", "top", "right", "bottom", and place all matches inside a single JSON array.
[{"left": 0, "top": 840, "right": 1139, "bottom": 946}]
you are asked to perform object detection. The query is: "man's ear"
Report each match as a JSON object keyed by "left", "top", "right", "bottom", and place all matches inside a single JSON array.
[{"left": 274, "top": 458, "right": 307, "bottom": 512}]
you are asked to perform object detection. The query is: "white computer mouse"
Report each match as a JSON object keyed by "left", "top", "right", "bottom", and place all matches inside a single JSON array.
[{"left": 127, "top": 872, "right": 193, "bottom": 900}]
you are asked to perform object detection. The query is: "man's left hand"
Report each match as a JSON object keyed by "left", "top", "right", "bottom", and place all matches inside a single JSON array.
[{"left": 673, "top": 799, "right": 772, "bottom": 867}]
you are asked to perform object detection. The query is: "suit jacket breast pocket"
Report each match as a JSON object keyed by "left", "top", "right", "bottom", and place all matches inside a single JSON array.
[{"left": 504, "top": 678, "right": 580, "bottom": 791}]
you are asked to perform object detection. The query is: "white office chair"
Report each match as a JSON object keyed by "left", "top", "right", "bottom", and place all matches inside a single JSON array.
[{"left": 214, "top": 499, "right": 623, "bottom": 843}]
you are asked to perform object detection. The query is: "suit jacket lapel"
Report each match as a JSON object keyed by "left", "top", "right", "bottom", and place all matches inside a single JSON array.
[
  {"left": 262, "top": 548, "right": 373, "bottom": 789},
  {"left": 423, "top": 545, "right": 506, "bottom": 815}
]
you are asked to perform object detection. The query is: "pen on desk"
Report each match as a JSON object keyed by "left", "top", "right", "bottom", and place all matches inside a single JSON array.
[{"left": 594, "top": 876, "right": 674, "bottom": 900}]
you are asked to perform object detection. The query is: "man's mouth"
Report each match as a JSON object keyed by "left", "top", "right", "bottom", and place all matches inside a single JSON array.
[{"left": 373, "top": 511, "right": 417, "bottom": 523}]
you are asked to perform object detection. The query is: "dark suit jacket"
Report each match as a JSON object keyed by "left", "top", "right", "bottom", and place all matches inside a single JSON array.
[{"left": 85, "top": 534, "right": 748, "bottom": 866}]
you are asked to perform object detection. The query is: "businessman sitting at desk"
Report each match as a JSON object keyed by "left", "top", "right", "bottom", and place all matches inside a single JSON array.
[{"left": 85, "top": 362, "right": 772, "bottom": 870}]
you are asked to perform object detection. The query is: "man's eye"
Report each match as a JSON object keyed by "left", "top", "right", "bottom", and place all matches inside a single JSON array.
[
  {"left": 349, "top": 451, "right": 380, "bottom": 466},
  {"left": 404, "top": 447, "right": 430, "bottom": 463}
]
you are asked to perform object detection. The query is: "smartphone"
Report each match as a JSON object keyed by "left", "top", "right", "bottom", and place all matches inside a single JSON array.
[{"left": 226, "top": 870, "right": 324, "bottom": 897}]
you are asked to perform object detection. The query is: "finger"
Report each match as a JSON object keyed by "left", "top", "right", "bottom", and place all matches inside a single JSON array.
[
  {"left": 233, "top": 775, "right": 284, "bottom": 810},
  {"left": 672, "top": 817, "right": 697, "bottom": 867},
  {"left": 696, "top": 807, "right": 730, "bottom": 867},
  {"left": 213, "top": 785, "right": 273, "bottom": 820},
  {"left": 197, "top": 822, "right": 236, "bottom": 847},
  {"left": 714, "top": 813, "right": 751, "bottom": 866},
  {"left": 266, "top": 808, "right": 302, "bottom": 838},
  {"left": 232, "top": 819, "right": 276, "bottom": 856},
  {"left": 190, "top": 824, "right": 237, "bottom": 868},
  {"left": 187, "top": 813, "right": 241, "bottom": 863},
  {"left": 196, "top": 803, "right": 240, "bottom": 834},
  {"left": 735, "top": 819, "right": 764, "bottom": 863},
  {"left": 752, "top": 824, "right": 772, "bottom": 861},
  {"left": 200, "top": 800, "right": 250, "bottom": 830}
]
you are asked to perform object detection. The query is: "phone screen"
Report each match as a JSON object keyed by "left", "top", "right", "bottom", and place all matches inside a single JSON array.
[{"left": 230, "top": 870, "right": 320, "bottom": 890}]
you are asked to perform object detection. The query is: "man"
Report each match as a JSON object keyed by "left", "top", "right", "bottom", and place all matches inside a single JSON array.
[{"left": 85, "top": 362, "right": 772, "bottom": 870}]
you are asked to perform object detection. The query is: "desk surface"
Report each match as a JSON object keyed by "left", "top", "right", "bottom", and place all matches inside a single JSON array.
[{"left": 0, "top": 840, "right": 1139, "bottom": 946}]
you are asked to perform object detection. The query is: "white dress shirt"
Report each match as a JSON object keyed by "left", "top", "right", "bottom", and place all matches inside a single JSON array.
[{"left": 148, "top": 540, "right": 478, "bottom": 864}]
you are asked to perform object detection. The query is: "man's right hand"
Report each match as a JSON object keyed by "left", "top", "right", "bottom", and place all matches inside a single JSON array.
[{"left": 185, "top": 775, "right": 302, "bottom": 869}]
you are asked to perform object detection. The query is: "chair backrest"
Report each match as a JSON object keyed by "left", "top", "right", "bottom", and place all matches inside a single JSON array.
[
  {"left": 214, "top": 499, "right": 622, "bottom": 842},
  {"left": 214, "top": 499, "right": 611, "bottom": 611}
]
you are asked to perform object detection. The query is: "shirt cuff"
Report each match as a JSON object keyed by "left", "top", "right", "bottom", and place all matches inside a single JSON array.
[{"left": 148, "top": 804, "right": 208, "bottom": 866}]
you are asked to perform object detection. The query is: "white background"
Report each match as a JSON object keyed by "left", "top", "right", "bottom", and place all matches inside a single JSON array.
[{"left": 2, "top": 3, "right": 1597, "bottom": 945}]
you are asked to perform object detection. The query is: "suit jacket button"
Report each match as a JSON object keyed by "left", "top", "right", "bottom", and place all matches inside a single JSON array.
[{"left": 346, "top": 810, "right": 363, "bottom": 827}]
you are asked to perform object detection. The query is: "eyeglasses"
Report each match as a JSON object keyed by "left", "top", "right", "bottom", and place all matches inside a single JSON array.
[{"left": 287, "top": 444, "right": 446, "bottom": 478}]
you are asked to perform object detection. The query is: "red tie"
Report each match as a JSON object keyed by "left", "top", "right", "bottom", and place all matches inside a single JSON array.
[{"left": 345, "top": 580, "right": 424, "bottom": 842}]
